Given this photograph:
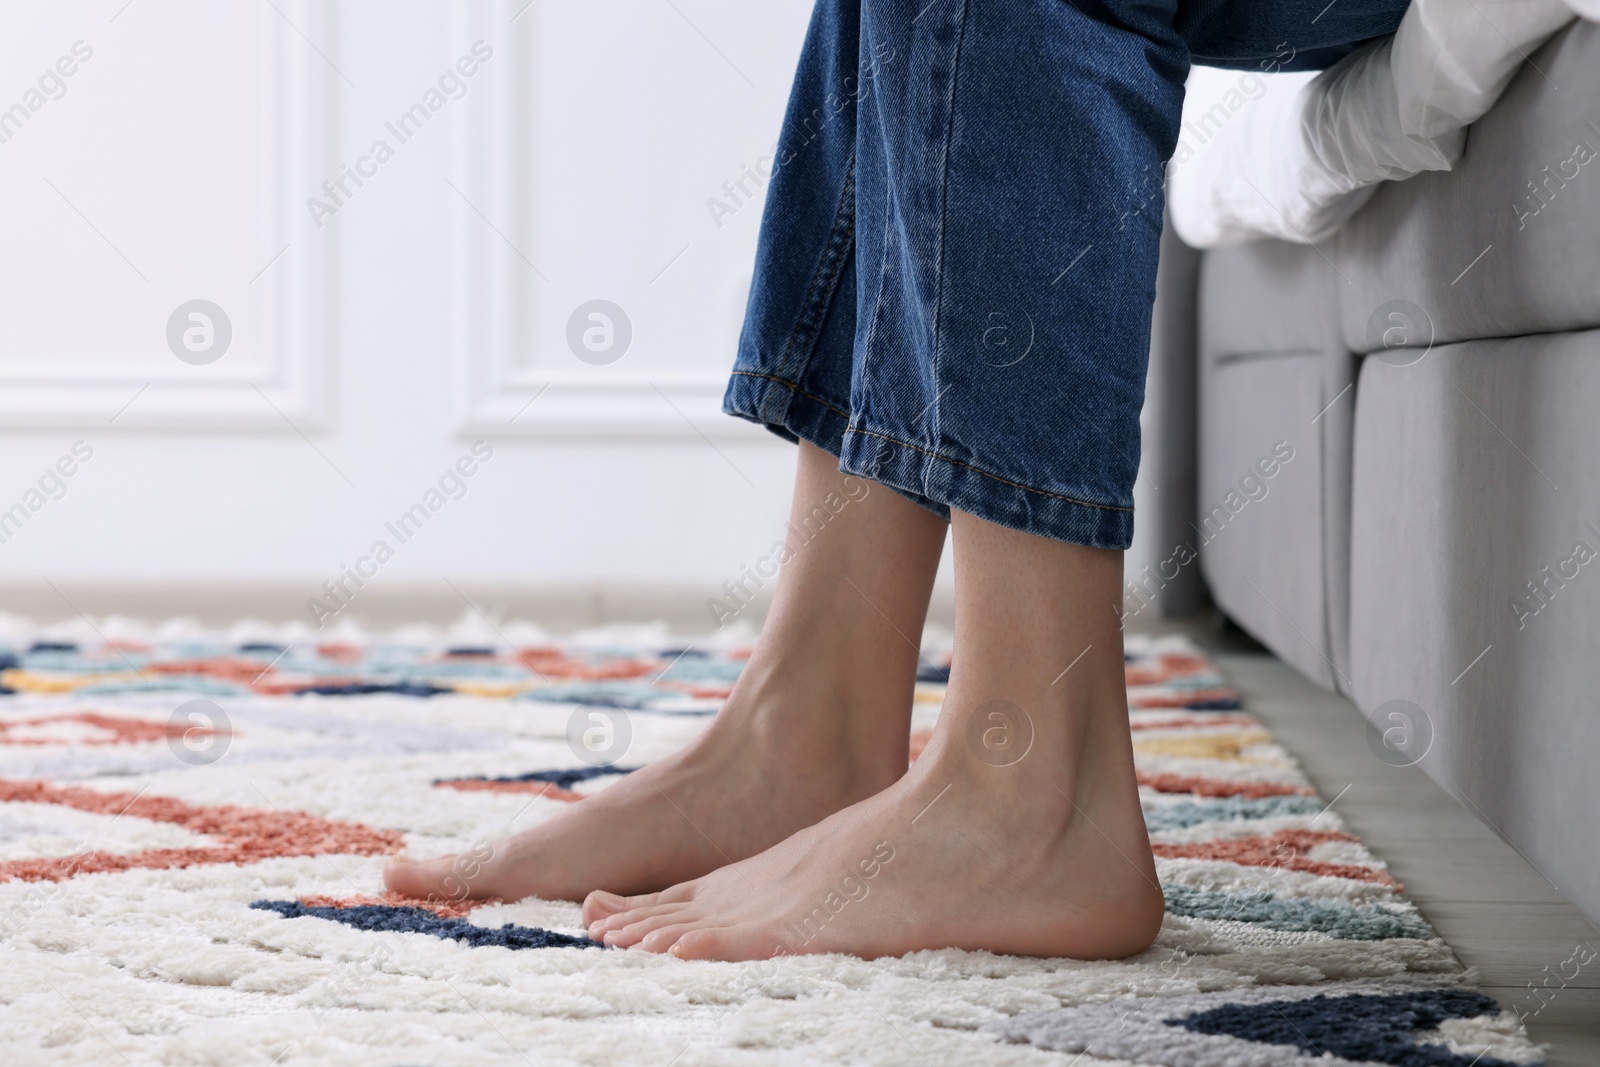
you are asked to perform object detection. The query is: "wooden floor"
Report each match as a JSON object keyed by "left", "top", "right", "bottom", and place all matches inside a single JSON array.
[{"left": 1164, "top": 625, "right": 1600, "bottom": 1064}]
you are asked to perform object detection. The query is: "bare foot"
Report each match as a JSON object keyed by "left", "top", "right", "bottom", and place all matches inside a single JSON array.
[
  {"left": 584, "top": 696, "right": 1165, "bottom": 959},
  {"left": 586, "top": 512, "right": 1166, "bottom": 960},
  {"left": 386, "top": 441, "right": 948, "bottom": 904},
  {"left": 385, "top": 655, "right": 911, "bottom": 903},
  {"left": 580, "top": 806, "right": 827, "bottom": 941}
]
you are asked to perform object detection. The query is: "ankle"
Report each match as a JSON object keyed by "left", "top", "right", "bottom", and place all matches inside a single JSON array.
[
  {"left": 914, "top": 692, "right": 1143, "bottom": 825},
  {"left": 931, "top": 677, "right": 1128, "bottom": 765},
  {"left": 694, "top": 664, "right": 907, "bottom": 795}
]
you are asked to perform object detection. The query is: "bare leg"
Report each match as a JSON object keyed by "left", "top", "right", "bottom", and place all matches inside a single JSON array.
[
  {"left": 386, "top": 441, "right": 947, "bottom": 903},
  {"left": 587, "top": 509, "right": 1164, "bottom": 960}
]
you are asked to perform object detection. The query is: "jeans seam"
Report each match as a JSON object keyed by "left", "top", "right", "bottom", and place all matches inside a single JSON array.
[
  {"left": 775, "top": 153, "right": 858, "bottom": 385},
  {"left": 929, "top": 0, "right": 971, "bottom": 375},
  {"left": 847, "top": 427, "right": 1134, "bottom": 514},
  {"left": 730, "top": 370, "right": 852, "bottom": 420}
]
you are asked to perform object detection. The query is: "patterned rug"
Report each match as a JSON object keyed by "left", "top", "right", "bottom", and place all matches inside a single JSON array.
[{"left": 0, "top": 623, "right": 1544, "bottom": 1066}]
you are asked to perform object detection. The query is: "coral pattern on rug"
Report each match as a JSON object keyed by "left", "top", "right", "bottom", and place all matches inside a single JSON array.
[{"left": 0, "top": 626, "right": 1544, "bottom": 1066}]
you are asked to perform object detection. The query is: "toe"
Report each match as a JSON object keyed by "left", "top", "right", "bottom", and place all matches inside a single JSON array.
[
  {"left": 383, "top": 852, "right": 503, "bottom": 903},
  {"left": 383, "top": 855, "right": 445, "bottom": 898},
  {"left": 582, "top": 889, "right": 650, "bottom": 926},
  {"left": 637, "top": 922, "right": 700, "bottom": 954},
  {"left": 602, "top": 905, "right": 702, "bottom": 948},
  {"left": 589, "top": 900, "right": 677, "bottom": 940},
  {"left": 582, "top": 878, "right": 702, "bottom": 927},
  {"left": 669, "top": 922, "right": 788, "bottom": 962}
]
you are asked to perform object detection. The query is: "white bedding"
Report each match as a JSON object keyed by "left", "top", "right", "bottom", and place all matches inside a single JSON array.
[{"left": 1168, "top": 0, "right": 1588, "bottom": 248}]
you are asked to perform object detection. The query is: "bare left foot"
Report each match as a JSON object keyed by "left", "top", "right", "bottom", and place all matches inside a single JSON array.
[{"left": 386, "top": 441, "right": 948, "bottom": 905}]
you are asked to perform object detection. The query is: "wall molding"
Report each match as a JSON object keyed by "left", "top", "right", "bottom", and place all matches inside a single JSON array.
[
  {"left": 0, "top": 1, "right": 334, "bottom": 431},
  {"left": 447, "top": 0, "right": 755, "bottom": 440}
]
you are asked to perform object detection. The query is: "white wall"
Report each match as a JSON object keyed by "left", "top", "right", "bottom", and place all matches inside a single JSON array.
[
  {"left": 6, "top": 2, "right": 1246, "bottom": 616},
  {"left": 0, "top": 0, "right": 839, "bottom": 600}
]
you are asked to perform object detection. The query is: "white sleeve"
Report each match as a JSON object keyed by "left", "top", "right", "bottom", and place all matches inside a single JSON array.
[{"left": 1169, "top": 0, "right": 1581, "bottom": 249}]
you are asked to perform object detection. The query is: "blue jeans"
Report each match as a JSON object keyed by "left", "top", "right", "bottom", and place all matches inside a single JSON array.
[{"left": 723, "top": 0, "right": 1407, "bottom": 548}]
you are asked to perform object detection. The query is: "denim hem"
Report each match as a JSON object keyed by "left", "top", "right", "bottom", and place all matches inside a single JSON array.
[
  {"left": 721, "top": 369, "right": 850, "bottom": 451},
  {"left": 721, "top": 371, "right": 950, "bottom": 518},
  {"left": 838, "top": 428, "right": 1134, "bottom": 550}
]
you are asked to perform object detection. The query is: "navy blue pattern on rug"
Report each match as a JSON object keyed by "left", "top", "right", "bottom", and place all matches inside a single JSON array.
[
  {"left": 1170, "top": 989, "right": 1518, "bottom": 1067},
  {"left": 251, "top": 900, "right": 602, "bottom": 951},
  {"left": 435, "top": 765, "right": 639, "bottom": 790}
]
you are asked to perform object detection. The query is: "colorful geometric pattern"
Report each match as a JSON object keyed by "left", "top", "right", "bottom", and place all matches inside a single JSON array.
[
  {"left": 0, "top": 628, "right": 1544, "bottom": 1066},
  {"left": 0, "top": 637, "right": 749, "bottom": 711},
  {"left": 0, "top": 634, "right": 1238, "bottom": 713}
]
